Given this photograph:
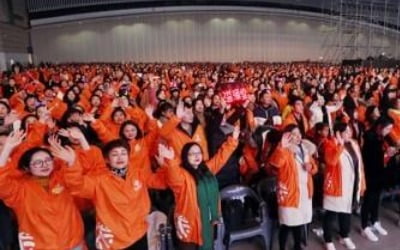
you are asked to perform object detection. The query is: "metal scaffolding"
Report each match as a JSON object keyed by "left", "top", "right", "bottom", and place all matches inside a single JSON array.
[{"left": 322, "top": 0, "right": 400, "bottom": 63}]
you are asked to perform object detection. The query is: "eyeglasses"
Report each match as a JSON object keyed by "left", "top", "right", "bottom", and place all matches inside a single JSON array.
[
  {"left": 188, "top": 152, "right": 202, "bottom": 157},
  {"left": 30, "top": 157, "right": 53, "bottom": 168}
]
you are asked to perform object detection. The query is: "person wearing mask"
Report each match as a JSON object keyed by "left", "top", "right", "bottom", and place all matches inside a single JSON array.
[
  {"left": 322, "top": 122, "right": 366, "bottom": 250},
  {"left": 269, "top": 124, "right": 318, "bottom": 250},
  {"left": 156, "top": 126, "right": 239, "bottom": 250}
]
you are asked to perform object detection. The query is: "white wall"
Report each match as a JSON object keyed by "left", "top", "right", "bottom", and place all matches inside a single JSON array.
[{"left": 30, "top": 9, "right": 400, "bottom": 63}]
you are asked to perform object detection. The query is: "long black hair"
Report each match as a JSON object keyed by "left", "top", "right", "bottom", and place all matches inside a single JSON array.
[{"left": 181, "top": 142, "right": 213, "bottom": 184}]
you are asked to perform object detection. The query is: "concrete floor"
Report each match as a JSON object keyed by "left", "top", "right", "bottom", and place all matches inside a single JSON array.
[{"left": 230, "top": 201, "right": 400, "bottom": 250}]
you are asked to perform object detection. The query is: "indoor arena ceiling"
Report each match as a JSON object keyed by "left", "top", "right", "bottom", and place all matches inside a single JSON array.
[{"left": 26, "top": 0, "right": 400, "bottom": 30}]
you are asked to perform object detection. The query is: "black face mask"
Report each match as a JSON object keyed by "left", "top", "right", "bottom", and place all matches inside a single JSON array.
[{"left": 110, "top": 167, "right": 128, "bottom": 179}]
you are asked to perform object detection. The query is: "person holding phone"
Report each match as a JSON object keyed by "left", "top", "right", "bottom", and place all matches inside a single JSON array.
[{"left": 269, "top": 124, "right": 318, "bottom": 250}]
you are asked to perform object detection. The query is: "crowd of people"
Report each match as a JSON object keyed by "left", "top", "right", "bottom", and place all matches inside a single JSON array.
[{"left": 0, "top": 62, "right": 399, "bottom": 250}]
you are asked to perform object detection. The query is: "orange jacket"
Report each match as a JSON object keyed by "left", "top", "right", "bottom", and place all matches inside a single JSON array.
[
  {"left": 159, "top": 116, "right": 209, "bottom": 161},
  {"left": 47, "top": 97, "right": 68, "bottom": 121},
  {"left": 93, "top": 106, "right": 150, "bottom": 142},
  {"left": 239, "top": 143, "right": 259, "bottom": 182},
  {"left": 0, "top": 162, "right": 84, "bottom": 250},
  {"left": 388, "top": 109, "right": 400, "bottom": 144},
  {"left": 63, "top": 157, "right": 167, "bottom": 249},
  {"left": 73, "top": 146, "right": 108, "bottom": 211},
  {"left": 269, "top": 144, "right": 317, "bottom": 207},
  {"left": 322, "top": 138, "right": 366, "bottom": 198},
  {"left": 164, "top": 137, "right": 238, "bottom": 245}
]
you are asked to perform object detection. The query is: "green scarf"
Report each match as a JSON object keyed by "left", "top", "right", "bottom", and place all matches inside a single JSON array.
[{"left": 196, "top": 172, "right": 220, "bottom": 250}]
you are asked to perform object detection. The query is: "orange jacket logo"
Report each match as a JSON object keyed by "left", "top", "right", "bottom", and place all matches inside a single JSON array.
[
  {"left": 51, "top": 184, "right": 64, "bottom": 194},
  {"left": 133, "top": 180, "right": 142, "bottom": 191}
]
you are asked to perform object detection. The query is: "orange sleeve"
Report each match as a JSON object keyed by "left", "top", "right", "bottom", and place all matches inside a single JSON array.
[
  {"left": 78, "top": 98, "right": 91, "bottom": 113},
  {"left": 323, "top": 140, "right": 344, "bottom": 167},
  {"left": 90, "top": 120, "right": 115, "bottom": 143},
  {"left": 159, "top": 116, "right": 181, "bottom": 140},
  {"left": 246, "top": 108, "right": 256, "bottom": 131},
  {"left": 9, "top": 93, "right": 24, "bottom": 112},
  {"left": 206, "top": 136, "right": 238, "bottom": 175},
  {"left": 130, "top": 83, "right": 140, "bottom": 98},
  {"left": 143, "top": 119, "right": 160, "bottom": 150},
  {"left": 0, "top": 163, "right": 23, "bottom": 207},
  {"left": 163, "top": 159, "right": 185, "bottom": 191},
  {"left": 62, "top": 159, "right": 98, "bottom": 199},
  {"left": 80, "top": 146, "right": 107, "bottom": 175},
  {"left": 81, "top": 85, "right": 92, "bottom": 101},
  {"left": 49, "top": 99, "right": 68, "bottom": 121},
  {"left": 125, "top": 106, "right": 148, "bottom": 131},
  {"left": 142, "top": 168, "right": 168, "bottom": 189},
  {"left": 240, "top": 144, "right": 259, "bottom": 175},
  {"left": 26, "top": 121, "right": 48, "bottom": 146},
  {"left": 268, "top": 144, "right": 289, "bottom": 169},
  {"left": 99, "top": 105, "right": 113, "bottom": 123}
]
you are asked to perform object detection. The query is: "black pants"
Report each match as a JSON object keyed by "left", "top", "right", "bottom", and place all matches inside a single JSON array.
[
  {"left": 0, "top": 202, "right": 14, "bottom": 250},
  {"left": 323, "top": 211, "right": 351, "bottom": 243},
  {"left": 124, "top": 233, "right": 148, "bottom": 250},
  {"left": 279, "top": 225, "right": 303, "bottom": 250},
  {"left": 178, "top": 241, "right": 200, "bottom": 250},
  {"left": 361, "top": 188, "right": 382, "bottom": 229},
  {"left": 82, "top": 211, "right": 96, "bottom": 250}
]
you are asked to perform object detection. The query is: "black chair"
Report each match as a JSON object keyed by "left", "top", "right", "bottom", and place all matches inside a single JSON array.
[
  {"left": 256, "top": 176, "right": 278, "bottom": 250},
  {"left": 218, "top": 185, "right": 271, "bottom": 250}
]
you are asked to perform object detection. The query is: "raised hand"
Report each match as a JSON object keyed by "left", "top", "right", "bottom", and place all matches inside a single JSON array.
[
  {"left": 4, "top": 111, "right": 19, "bottom": 126},
  {"left": 176, "top": 100, "right": 185, "bottom": 119},
  {"left": 4, "top": 130, "right": 26, "bottom": 151},
  {"left": 155, "top": 143, "right": 175, "bottom": 166},
  {"left": 49, "top": 138, "right": 76, "bottom": 167},
  {"left": 144, "top": 105, "right": 154, "bottom": 119},
  {"left": 58, "top": 128, "right": 70, "bottom": 138},
  {"left": 335, "top": 131, "right": 344, "bottom": 146},
  {"left": 159, "top": 143, "right": 175, "bottom": 160}
]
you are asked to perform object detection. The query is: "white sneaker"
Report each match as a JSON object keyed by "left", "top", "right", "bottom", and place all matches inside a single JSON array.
[
  {"left": 340, "top": 237, "right": 356, "bottom": 250},
  {"left": 325, "top": 242, "right": 336, "bottom": 250},
  {"left": 312, "top": 227, "right": 324, "bottom": 238},
  {"left": 362, "top": 227, "right": 379, "bottom": 242},
  {"left": 373, "top": 222, "right": 388, "bottom": 236}
]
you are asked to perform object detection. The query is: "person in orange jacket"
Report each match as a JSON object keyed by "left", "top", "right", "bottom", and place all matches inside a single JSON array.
[
  {"left": 53, "top": 133, "right": 168, "bottom": 250},
  {"left": 156, "top": 126, "right": 239, "bottom": 250},
  {"left": 283, "top": 97, "right": 310, "bottom": 137},
  {"left": 322, "top": 122, "right": 366, "bottom": 250},
  {"left": 159, "top": 101, "right": 209, "bottom": 161},
  {"left": 269, "top": 124, "right": 318, "bottom": 250},
  {"left": 119, "top": 118, "right": 159, "bottom": 158},
  {"left": 0, "top": 130, "right": 85, "bottom": 250}
]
